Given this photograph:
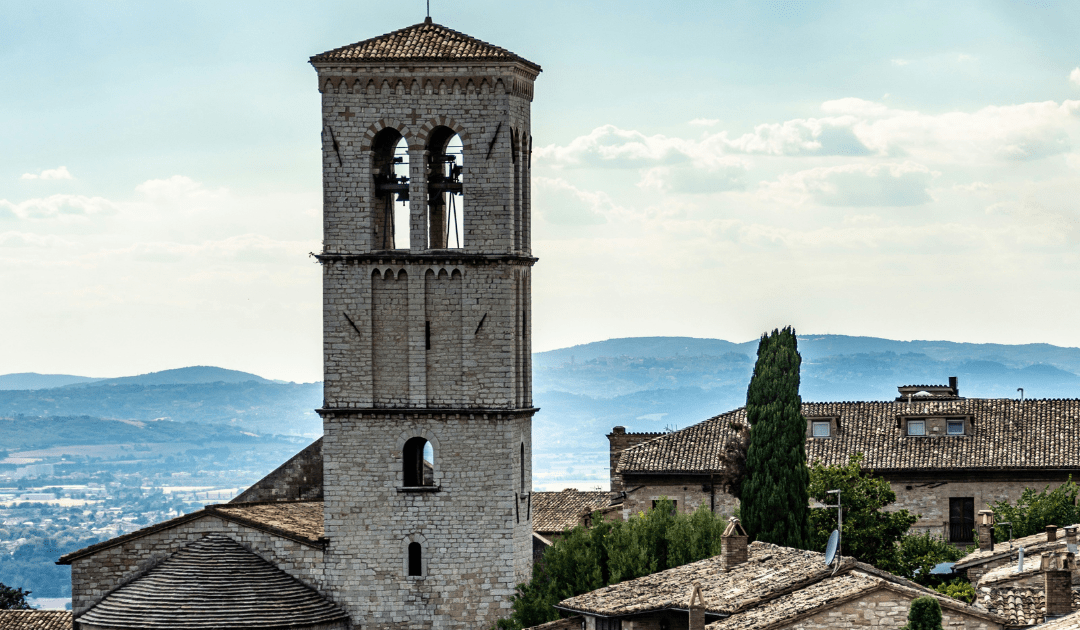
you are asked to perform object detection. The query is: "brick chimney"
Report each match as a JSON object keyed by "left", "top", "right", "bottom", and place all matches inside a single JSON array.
[
  {"left": 721, "top": 517, "right": 749, "bottom": 571},
  {"left": 688, "top": 583, "right": 707, "bottom": 630},
  {"left": 1048, "top": 525, "right": 1059, "bottom": 542},
  {"left": 1042, "top": 552, "right": 1075, "bottom": 621},
  {"left": 977, "top": 510, "right": 995, "bottom": 551}
]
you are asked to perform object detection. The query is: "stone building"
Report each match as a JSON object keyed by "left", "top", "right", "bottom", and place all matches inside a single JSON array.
[
  {"left": 610, "top": 379, "right": 1080, "bottom": 544},
  {"left": 551, "top": 519, "right": 1007, "bottom": 630},
  {"left": 58, "top": 18, "right": 540, "bottom": 630}
]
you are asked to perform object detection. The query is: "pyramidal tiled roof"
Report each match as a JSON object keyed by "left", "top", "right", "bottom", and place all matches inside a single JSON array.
[
  {"left": 76, "top": 534, "right": 347, "bottom": 629},
  {"left": 311, "top": 18, "right": 540, "bottom": 71}
]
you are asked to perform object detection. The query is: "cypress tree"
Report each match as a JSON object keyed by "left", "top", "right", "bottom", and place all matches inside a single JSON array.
[
  {"left": 740, "top": 326, "right": 811, "bottom": 549},
  {"left": 902, "top": 596, "right": 944, "bottom": 630}
]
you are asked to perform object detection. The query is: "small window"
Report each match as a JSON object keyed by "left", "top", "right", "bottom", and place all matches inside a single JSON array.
[
  {"left": 408, "top": 542, "right": 422, "bottom": 576},
  {"left": 597, "top": 618, "right": 622, "bottom": 630},
  {"left": 812, "top": 421, "right": 831, "bottom": 438},
  {"left": 520, "top": 442, "right": 526, "bottom": 494},
  {"left": 907, "top": 420, "right": 925, "bottom": 436},
  {"left": 403, "top": 437, "right": 434, "bottom": 486},
  {"left": 947, "top": 420, "right": 964, "bottom": 435}
]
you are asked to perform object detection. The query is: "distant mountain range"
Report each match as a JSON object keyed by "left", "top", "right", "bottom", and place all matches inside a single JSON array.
[{"left": 4, "top": 335, "right": 1080, "bottom": 489}]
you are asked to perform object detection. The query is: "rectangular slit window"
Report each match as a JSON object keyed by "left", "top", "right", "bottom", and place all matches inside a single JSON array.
[
  {"left": 812, "top": 421, "right": 831, "bottom": 438},
  {"left": 907, "top": 420, "right": 925, "bottom": 436},
  {"left": 947, "top": 420, "right": 964, "bottom": 435}
]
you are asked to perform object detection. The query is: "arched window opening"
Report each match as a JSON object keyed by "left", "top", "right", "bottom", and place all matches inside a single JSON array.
[
  {"left": 520, "top": 442, "right": 525, "bottom": 494},
  {"left": 403, "top": 437, "right": 434, "bottom": 486},
  {"left": 372, "top": 130, "right": 410, "bottom": 249},
  {"left": 408, "top": 542, "right": 422, "bottom": 576},
  {"left": 426, "top": 127, "right": 464, "bottom": 249}
]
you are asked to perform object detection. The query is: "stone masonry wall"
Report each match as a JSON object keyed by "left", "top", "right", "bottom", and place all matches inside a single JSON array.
[
  {"left": 69, "top": 515, "right": 326, "bottom": 617},
  {"left": 322, "top": 411, "right": 533, "bottom": 630},
  {"left": 622, "top": 478, "right": 738, "bottom": 521},
  {"left": 231, "top": 438, "right": 323, "bottom": 503},
  {"left": 607, "top": 428, "right": 663, "bottom": 494},
  {"left": 774, "top": 589, "right": 1000, "bottom": 630}
]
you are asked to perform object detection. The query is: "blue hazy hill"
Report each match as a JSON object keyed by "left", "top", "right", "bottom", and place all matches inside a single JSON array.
[{"left": 0, "top": 373, "right": 103, "bottom": 390}]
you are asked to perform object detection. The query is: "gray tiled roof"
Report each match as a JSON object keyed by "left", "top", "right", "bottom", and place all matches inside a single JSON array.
[
  {"left": 955, "top": 525, "right": 1080, "bottom": 570},
  {"left": 979, "top": 586, "right": 1080, "bottom": 627},
  {"left": 310, "top": 19, "right": 540, "bottom": 71},
  {"left": 0, "top": 611, "right": 72, "bottom": 630},
  {"left": 618, "top": 399, "right": 1080, "bottom": 474},
  {"left": 76, "top": 534, "right": 347, "bottom": 629},
  {"left": 1032, "top": 608, "right": 1080, "bottom": 630},
  {"left": 532, "top": 490, "right": 611, "bottom": 534},
  {"left": 556, "top": 541, "right": 1003, "bottom": 625},
  {"left": 59, "top": 500, "right": 324, "bottom": 564}
]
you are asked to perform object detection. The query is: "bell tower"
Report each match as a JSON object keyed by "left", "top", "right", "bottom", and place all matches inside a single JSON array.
[{"left": 310, "top": 19, "right": 540, "bottom": 629}]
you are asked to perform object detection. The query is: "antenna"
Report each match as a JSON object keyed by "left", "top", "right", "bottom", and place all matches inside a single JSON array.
[
  {"left": 1018, "top": 388, "right": 1024, "bottom": 404},
  {"left": 427, "top": 0, "right": 430, "bottom": 18}
]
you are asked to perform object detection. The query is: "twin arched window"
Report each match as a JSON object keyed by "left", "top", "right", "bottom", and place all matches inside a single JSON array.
[{"left": 426, "top": 127, "right": 464, "bottom": 249}]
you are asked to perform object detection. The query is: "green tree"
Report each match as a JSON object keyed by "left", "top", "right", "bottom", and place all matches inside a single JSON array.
[
  {"left": 808, "top": 454, "right": 917, "bottom": 574},
  {"left": 902, "top": 596, "right": 943, "bottom": 630},
  {"left": 934, "top": 578, "right": 975, "bottom": 604},
  {"left": 990, "top": 478, "right": 1080, "bottom": 540},
  {"left": 496, "top": 499, "right": 728, "bottom": 630},
  {"left": 1, "top": 582, "right": 32, "bottom": 610},
  {"left": 898, "top": 532, "right": 966, "bottom": 587},
  {"left": 741, "top": 327, "right": 811, "bottom": 549}
]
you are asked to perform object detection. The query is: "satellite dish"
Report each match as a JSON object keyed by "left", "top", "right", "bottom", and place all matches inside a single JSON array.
[{"left": 824, "top": 530, "right": 840, "bottom": 566}]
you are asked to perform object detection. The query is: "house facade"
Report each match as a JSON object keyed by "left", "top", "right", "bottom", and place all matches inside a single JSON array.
[{"left": 612, "top": 380, "right": 1080, "bottom": 544}]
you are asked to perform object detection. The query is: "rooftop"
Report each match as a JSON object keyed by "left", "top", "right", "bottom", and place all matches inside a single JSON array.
[
  {"left": 0, "top": 611, "right": 73, "bottom": 630},
  {"left": 618, "top": 399, "right": 1080, "bottom": 475},
  {"left": 76, "top": 533, "right": 347, "bottom": 629},
  {"left": 532, "top": 490, "right": 611, "bottom": 534},
  {"left": 979, "top": 586, "right": 1080, "bottom": 627},
  {"left": 310, "top": 18, "right": 541, "bottom": 71},
  {"left": 955, "top": 524, "right": 1080, "bottom": 570}
]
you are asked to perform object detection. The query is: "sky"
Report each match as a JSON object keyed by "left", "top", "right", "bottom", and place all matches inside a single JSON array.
[{"left": 3, "top": 0, "right": 1080, "bottom": 383}]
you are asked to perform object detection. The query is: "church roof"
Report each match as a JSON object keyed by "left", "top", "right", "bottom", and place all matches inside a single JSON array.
[
  {"left": 76, "top": 534, "right": 347, "bottom": 630},
  {"left": 310, "top": 18, "right": 541, "bottom": 72},
  {"left": 58, "top": 500, "right": 324, "bottom": 564},
  {"left": 0, "top": 611, "right": 73, "bottom": 630}
]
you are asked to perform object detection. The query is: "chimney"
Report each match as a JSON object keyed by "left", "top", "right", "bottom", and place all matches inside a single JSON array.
[
  {"left": 721, "top": 517, "right": 749, "bottom": 571},
  {"left": 688, "top": 583, "right": 707, "bottom": 630},
  {"left": 977, "top": 510, "right": 995, "bottom": 552},
  {"left": 1048, "top": 525, "right": 1059, "bottom": 542},
  {"left": 1042, "top": 552, "right": 1075, "bottom": 621},
  {"left": 949, "top": 376, "right": 959, "bottom": 396}
]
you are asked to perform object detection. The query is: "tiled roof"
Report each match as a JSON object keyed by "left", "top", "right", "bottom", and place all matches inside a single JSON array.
[
  {"left": 1033, "top": 608, "right": 1080, "bottom": 630},
  {"left": 979, "top": 586, "right": 1080, "bottom": 627},
  {"left": 532, "top": 490, "right": 611, "bottom": 534},
  {"left": 76, "top": 534, "right": 347, "bottom": 629},
  {"left": 556, "top": 541, "right": 1002, "bottom": 625},
  {"left": 618, "top": 399, "right": 1080, "bottom": 474},
  {"left": 0, "top": 610, "right": 73, "bottom": 630},
  {"left": 524, "top": 616, "right": 585, "bottom": 630},
  {"left": 955, "top": 525, "right": 1080, "bottom": 570},
  {"left": 59, "top": 500, "right": 324, "bottom": 564},
  {"left": 311, "top": 18, "right": 540, "bottom": 71}
]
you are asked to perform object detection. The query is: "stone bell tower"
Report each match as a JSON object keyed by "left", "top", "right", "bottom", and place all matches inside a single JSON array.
[{"left": 310, "top": 18, "right": 540, "bottom": 630}]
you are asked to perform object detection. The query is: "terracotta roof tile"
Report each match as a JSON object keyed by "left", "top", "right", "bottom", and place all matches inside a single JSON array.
[
  {"left": 532, "top": 490, "right": 611, "bottom": 534},
  {"left": 618, "top": 399, "right": 1080, "bottom": 474},
  {"left": 0, "top": 611, "right": 73, "bottom": 630},
  {"left": 311, "top": 19, "right": 540, "bottom": 71},
  {"left": 979, "top": 586, "right": 1080, "bottom": 626},
  {"left": 76, "top": 533, "right": 347, "bottom": 629}
]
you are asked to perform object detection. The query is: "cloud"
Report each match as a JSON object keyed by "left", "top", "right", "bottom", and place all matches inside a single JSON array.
[
  {"left": 689, "top": 118, "right": 720, "bottom": 126},
  {"left": 638, "top": 158, "right": 749, "bottom": 194},
  {"left": 892, "top": 59, "right": 911, "bottom": 66},
  {"left": 0, "top": 194, "right": 118, "bottom": 220},
  {"left": 1071, "top": 68, "right": 1080, "bottom": 87},
  {"left": 0, "top": 231, "right": 68, "bottom": 247},
  {"left": 763, "top": 161, "right": 937, "bottom": 207},
  {"left": 21, "top": 166, "right": 73, "bottom": 180},
  {"left": 534, "top": 125, "right": 694, "bottom": 168},
  {"left": 533, "top": 177, "right": 623, "bottom": 225}
]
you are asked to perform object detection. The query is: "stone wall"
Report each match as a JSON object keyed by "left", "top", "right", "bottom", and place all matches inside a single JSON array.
[
  {"left": 322, "top": 411, "right": 533, "bottom": 630},
  {"left": 232, "top": 438, "right": 323, "bottom": 503},
  {"left": 774, "top": 589, "right": 1000, "bottom": 630},
  {"left": 69, "top": 515, "right": 326, "bottom": 616},
  {"left": 621, "top": 477, "right": 738, "bottom": 520},
  {"left": 607, "top": 428, "right": 664, "bottom": 494}
]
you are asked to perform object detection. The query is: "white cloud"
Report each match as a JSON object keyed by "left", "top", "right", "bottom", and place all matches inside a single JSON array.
[
  {"left": 638, "top": 159, "right": 749, "bottom": 194},
  {"left": 892, "top": 59, "right": 911, "bottom": 67},
  {"left": 0, "top": 231, "right": 68, "bottom": 247},
  {"left": 21, "top": 166, "right": 74, "bottom": 180},
  {"left": 957, "top": 53, "right": 977, "bottom": 63},
  {"left": 689, "top": 118, "right": 720, "bottom": 126},
  {"left": 1070, "top": 67, "right": 1080, "bottom": 87},
  {"left": 0, "top": 194, "right": 118, "bottom": 220},
  {"left": 533, "top": 177, "right": 622, "bottom": 225},
  {"left": 761, "top": 161, "right": 937, "bottom": 207}
]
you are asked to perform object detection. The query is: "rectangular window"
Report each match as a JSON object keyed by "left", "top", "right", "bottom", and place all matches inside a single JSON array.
[
  {"left": 596, "top": 619, "right": 622, "bottom": 630},
  {"left": 907, "top": 420, "right": 925, "bottom": 436},
  {"left": 812, "top": 421, "right": 831, "bottom": 438},
  {"left": 949, "top": 497, "right": 975, "bottom": 543},
  {"left": 947, "top": 420, "right": 964, "bottom": 435}
]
